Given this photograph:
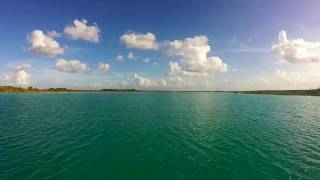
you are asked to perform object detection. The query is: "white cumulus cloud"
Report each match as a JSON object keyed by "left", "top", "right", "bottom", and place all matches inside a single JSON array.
[
  {"left": 0, "top": 64, "right": 32, "bottom": 87},
  {"left": 272, "top": 31, "right": 320, "bottom": 63},
  {"left": 166, "top": 76, "right": 185, "bottom": 88},
  {"left": 120, "top": 32, "right": 158, "bottom": 50},
  {"left": 27, "top": 30, "right": 64, "bottom": 57},
  {"left": 47, "top": 31, "right": 62, "bottom": 38},
  {"left": 116, "top": 54, "right": 124, "bottom": 61},
  {"left": 64, "top": 19, "right": 101, "bottom": 43},
  {"left": 55, "top": 58, "right": 90, "bottom": 73},
  {"left": 133, "top": 73, "right": 156, "bottom": 88},
  {"left": 128, "top": 52, "right": 137, "bottom": 60},
  {"left": 98, "top": 63, "right": 110, "bottom": 72},
  {"left": 131, "top": 73, "right": 194, "bottom": 90},
  {"left": 163, "top": 36, "right": 228, "bottom": 76},
  {"left": 132, "top": 73, "right": 168, "bottom": 89},
  {"left": 276, "top": 68, "right": 291, "bottom": 82}
]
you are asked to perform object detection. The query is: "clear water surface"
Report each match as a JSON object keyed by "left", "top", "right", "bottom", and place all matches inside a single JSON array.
[{"left": 0, "top": 92, "right": 319, "bottom": 179}]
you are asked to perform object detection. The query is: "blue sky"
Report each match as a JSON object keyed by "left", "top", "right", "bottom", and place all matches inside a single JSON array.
[{"left": 1, "top": 0, "right": 320, "bottom": 90}]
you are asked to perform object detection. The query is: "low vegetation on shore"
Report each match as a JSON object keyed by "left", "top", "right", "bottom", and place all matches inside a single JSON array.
[
  {"left": 1, "top": 86, "right": 320, "bottom": 96},
  {"left": 236, "top": 89, "right": 320, "bottom": 96},
  {"left": 0, "top": 86, "right": 138, "bottom": 93}
]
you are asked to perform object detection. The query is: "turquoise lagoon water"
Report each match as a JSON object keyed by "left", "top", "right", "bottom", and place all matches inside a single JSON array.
[{"left": 0, "top": 92, "right": 319, "bottom": 179}]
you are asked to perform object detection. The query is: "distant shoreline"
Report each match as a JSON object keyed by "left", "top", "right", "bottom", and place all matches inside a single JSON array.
[
  {"left": 1, "top": 86, "right": 320, "bottom": 96},
  {"left": 230, "top": 89, "right": 320, "bottom": 97},
  {"left": 0, "top": 86, "right": 139, "bottom": 94}
]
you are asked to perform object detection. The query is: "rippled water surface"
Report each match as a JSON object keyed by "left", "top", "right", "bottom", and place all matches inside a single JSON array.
[{"left": 0, "top": 92, "right": 320, "bottom": 179}]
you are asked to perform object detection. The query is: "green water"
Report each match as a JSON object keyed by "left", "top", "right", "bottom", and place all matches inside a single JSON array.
[{"left": 0, "top": 92, "right": 319, "bottom": 179}]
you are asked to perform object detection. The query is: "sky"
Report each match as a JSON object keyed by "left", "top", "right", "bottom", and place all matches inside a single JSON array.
[{"left": 1, "top": 0, "right": 320, "bottom": 90}]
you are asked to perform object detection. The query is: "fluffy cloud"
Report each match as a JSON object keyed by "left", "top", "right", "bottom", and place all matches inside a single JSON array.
[
  {"left": 234, "top": 68, "right": 320, "bottom": 90},
  {"left": 98, "top": 63, "right": 110, "bottom": 72},
  {"left": 128, "top": 52, "right": 137, "bottom": 60},
  {"left": 133, "top": 73, "right": 156, "bottom": 88},
  {"left": 163, "top": 36, "right": 228, "bottom": 76},
  {"left": 115, "top": 52, "right": 138, "bottom": 61},
  {"left": 27, "top": 30, "right": 64, "bottom": 57},
  {"left": 120, "top": 32, "right": 158, "bottom": 50},
  {"left": 48, "top": 31, "right": 62, "bottom": 38},
  {"left": 133, "top": 73, "right": 167, "bottom": 88},
  {"left": 0, "top": 64, "right": 32, "bottom": 87},
  {"left": 276, "top": 68, "right": 291, "bottom": 82},
  {"left": 130, "top": 73, "right": 195, "bottom": 90},
  {"left": 274, "top": 68, "right": 320, "bottom": 86},
  {"left": 272, "top": 31, "right": 320, "bottom": 63},
  {"left": 55, "top": 58, "right": 90, "bottom": 73},
  {"left": 166, "top": 76, "right": 185, "bottom": 87},
  {"left": 116, "top": 54, "right": 124, "bottom": 61},
  {"left": 64, "top": 19, "right": 100, "bottom": 43}
]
